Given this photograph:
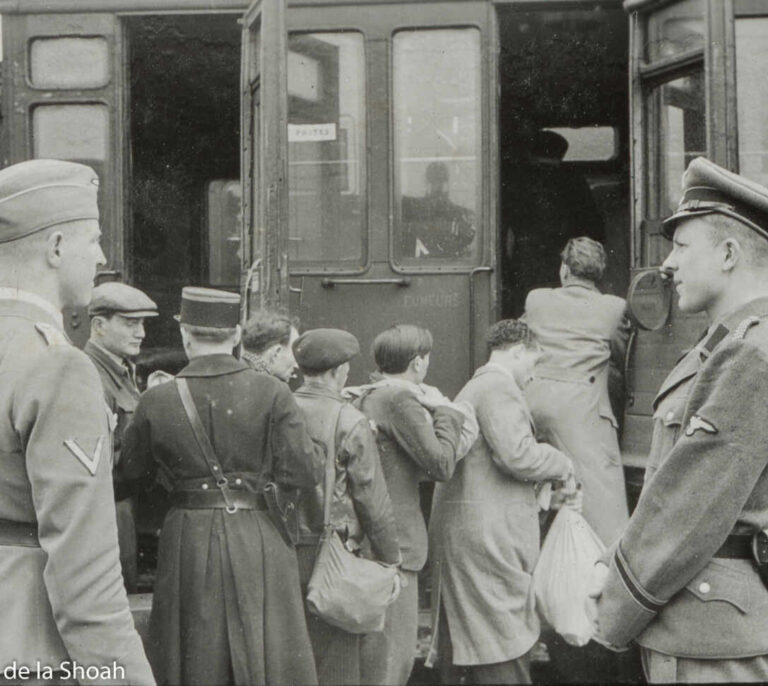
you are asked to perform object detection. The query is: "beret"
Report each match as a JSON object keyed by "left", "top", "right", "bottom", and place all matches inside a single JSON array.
[
  {"left": 0, "top": 159, "right": 100, "bottom": 244},
  {"left": 88, "top": 282, "right": 158, "bottom": 318},
  {"left": 662, "top": 157, "right": 768, "bottom": 240},
  {"left": 293, "top": 328, "right": 360, "bottom": 372},
  {"left": 176, "top": 286, "right": 240, "bottom": 329}
]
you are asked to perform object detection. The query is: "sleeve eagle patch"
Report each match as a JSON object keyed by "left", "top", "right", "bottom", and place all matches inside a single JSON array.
[
  {"left": 685, "top": 415, "right": 718, "bottom": 437},
  {"left": 64, "top": 436, "right": 105, "bottom": 475}
]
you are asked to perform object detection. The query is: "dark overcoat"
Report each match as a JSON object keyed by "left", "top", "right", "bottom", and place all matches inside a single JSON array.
[{"left": 121, "top": 354, "right": 325, "bottom": 686}]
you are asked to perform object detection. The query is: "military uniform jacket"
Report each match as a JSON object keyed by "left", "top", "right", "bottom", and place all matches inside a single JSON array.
[
  {"left": 0, "top": 292, "right": 154, "bottom": 685},
  {"left": 596, "top": 297, "right": 768, "bottom": 658}
]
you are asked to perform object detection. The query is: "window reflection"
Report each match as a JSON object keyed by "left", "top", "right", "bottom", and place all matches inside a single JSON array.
[
  {"left": 644, "top": 69, "right": 705, "bottom": 264},
  {"left": 287, "top": 32, "right": 365, "bottom": 266},
  {"left": 206, "top": 180, "right": 241, "bottom": 287},
  {"left": 646, "top": 0, "right": 704, "bottom": 62},
  {"left": 393, "top": 28, "right": 481, "bottom": 263},
  {"left": 736, "top": 18, "right": 768, "bottom": 190}
]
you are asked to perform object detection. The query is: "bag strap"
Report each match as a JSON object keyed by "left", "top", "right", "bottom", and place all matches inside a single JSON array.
[
  {"left": 321, "top": 401, "right": 345, "bottom": 531},
  {"left": 176, "top": 378, "right": 238, "bottom": 513}
]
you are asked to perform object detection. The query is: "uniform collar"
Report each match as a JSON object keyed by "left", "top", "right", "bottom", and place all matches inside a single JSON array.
[
  {"left": 702, "top": 296, "right": 768, "bottom": 353},
  {"left": 177, "top": 353, "right": 249, "bottom": 378},
  {"left": 0, "top": 287, "right": 64, "bottom": 329}
]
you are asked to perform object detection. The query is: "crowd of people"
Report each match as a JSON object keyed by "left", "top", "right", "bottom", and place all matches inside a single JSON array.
[{"left": 3, "top": 152, "right": 768, "bottom": 686}]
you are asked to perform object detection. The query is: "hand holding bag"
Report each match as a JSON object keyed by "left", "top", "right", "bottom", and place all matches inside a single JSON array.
[{"left": 306, "top": 401, "right": 399, "bottom": 634}]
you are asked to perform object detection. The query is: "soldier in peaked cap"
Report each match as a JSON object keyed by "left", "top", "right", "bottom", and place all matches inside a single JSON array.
[
  {"left": 292, "top": 328, "right": 401, "bottom": 685},
  {"left": 121, "top": 287, "right": 324, "bottom": 686},
  {"left": 0, "top": 160, "right": 154, "bottom": 684},
  {"left": 85, "top": 282, "right": 158, "bottom": 593},
  {"left": 590, "top": 157, "right": 768, "bottom": 682}
]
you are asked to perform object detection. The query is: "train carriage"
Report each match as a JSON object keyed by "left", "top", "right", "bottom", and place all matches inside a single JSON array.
[{"left": 2, "top": 0, "right": 767, "bottom": 673}]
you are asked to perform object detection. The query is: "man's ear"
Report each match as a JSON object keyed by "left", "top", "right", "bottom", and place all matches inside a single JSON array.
[
  {"left": 266, "top": 343, "right": 281, "bottom": 364},
  {"left": 45, "top": 231, "right": 64, "bottom": 268},
  {"left": 722, "top": 237, "right": 742, "bottom": 272}
]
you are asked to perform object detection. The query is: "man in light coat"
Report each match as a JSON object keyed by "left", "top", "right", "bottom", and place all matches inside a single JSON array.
[
  {"left": 427, "top": 319, "right": 574, "bottom": 684},
  {"left": 523, "top": 236, "right": 631, "bottom": 547}
]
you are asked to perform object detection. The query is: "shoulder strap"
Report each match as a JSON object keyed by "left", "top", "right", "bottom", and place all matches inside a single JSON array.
[
  {"left": 322, "top": 401, "right": 345, "bottom": 530},
  {"left": 176, "top": 378, "right": 237, "bottom": 512}
]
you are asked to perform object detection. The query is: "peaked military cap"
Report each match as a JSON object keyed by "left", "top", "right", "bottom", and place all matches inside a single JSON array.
[
  {"left": 293, "top": 328, "right": 360, "bottom": 373},
  {"left": 176, "top": 286, "right": 240, "bottom": 328},
  {"left": 662, "top": 157, "right": 768, "bottom": 240},
  {"left": 0, "top": 159, "right": 100, "bottom": 244},
  {"left": 88, "top": 282, "right": 158, "bottom": 319}
]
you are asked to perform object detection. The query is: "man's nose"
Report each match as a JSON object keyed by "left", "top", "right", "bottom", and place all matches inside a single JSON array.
[{"left": 96, "top": 244, "right": 107, "bottom": 268}]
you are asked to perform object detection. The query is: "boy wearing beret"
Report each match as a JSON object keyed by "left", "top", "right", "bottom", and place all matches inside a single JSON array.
[{"left": 292, "top": 328, "right": 401, "bottom": 686}]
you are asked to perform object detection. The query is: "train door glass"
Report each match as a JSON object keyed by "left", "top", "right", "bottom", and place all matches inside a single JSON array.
[
  {"left": 287, "top": 32, "right": 366, "bottom": 267},
  {"left": 1, "top": 14, "right": 127, "bottom": 345},
  {"left": 735, "top": 14, "right": 768, "bottom": 189},
  {"left": 392, "top": 28, "right": 481, "bottom": 265}
]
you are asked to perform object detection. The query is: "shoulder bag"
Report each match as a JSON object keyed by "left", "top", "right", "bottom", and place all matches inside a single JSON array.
[{"left": 306, "top": 400, "right": 399, "bottom": 634}]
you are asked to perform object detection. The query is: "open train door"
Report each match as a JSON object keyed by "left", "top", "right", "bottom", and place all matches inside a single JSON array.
[{"left": 240, "top": 0, "right": 289, "bottom": 320}]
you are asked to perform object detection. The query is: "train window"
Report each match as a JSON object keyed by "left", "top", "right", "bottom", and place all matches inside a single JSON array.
[
  {"left": 206, "top": 180, "right": 241, "bottom": 287},
  {"left": 393, "top": 28, "right": 481, "bottom": 265},
  {"left": 287, "top": 32, "right": 366, "bottom": 267},
  {"left": 32, "top": 103, "right": 109, "bottom": 160},
  {"left": 735, "top": 17, "right": 768, "bottom": 189},
  {"left": 29, "top": 37, "right": 110, "bottom": 89},
  {"left": 646, "top": 0, "right": 704, "bottom": 62},
  {"left": 545, "top": 127, "right": 618, "bottom": 162}
]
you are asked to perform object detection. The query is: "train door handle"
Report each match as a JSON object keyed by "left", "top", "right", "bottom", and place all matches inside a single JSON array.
[{"left": 320, "top": 277, "right": 411, "bottom": 288}]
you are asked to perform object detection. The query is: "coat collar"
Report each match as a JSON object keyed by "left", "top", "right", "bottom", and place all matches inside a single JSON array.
[
  {"left": 475, "top": 362, "right": 534, "bottom": 425},
  {"left": 295, "top": 381, "right": 345, "bottom": 402},
  {"left": 563, "top": 282, "right": 599, "bottom": 294},
  {"left": 84, "top": 339, "right": 139, "bottom": 393},
  {"left": 177, "top": 353, "right": 249, "bottom": 378}
]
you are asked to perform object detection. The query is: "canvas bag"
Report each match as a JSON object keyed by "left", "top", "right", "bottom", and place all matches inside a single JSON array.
[
  {"left": 306, "top": 401, "right": 399, "bottom": 634},
  {"left": 533, "top": 507, "right": 606, "bottom": 646}
]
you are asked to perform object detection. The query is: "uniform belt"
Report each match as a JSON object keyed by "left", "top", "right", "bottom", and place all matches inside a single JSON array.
[
  {"left": 714, "top": 534, "right": 753, "bottom": 560},
  {"left": 170, "top": 490, "right": 267, "bottom": 511},
  {"left": 0, "top": 518, "right": 39, "bottom": 547}
]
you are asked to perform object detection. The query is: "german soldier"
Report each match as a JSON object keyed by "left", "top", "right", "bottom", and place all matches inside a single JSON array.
[
  {"left": 0, "top": 159, "right": 154, "bottom": 684},
  {"left": 591, "top": 157, "right": 768, "bottom": 682},
  {"left": 85, "top": 282, "right": 158, "bottom": 592}
]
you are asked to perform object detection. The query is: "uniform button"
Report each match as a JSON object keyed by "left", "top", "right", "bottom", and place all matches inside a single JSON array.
[
  {"left": 235, "top": 478, "right": 242, "bottom": 485},
  {"left": 699, "top": 582, "right": 711, "bottom": 594},
  {"left": 666, "top": 411, "right": 675, "bottom": 422},
  {"left": 213, "top": 465, "right": 219, "bottom": 471},
  {"left": 589, "top": 376, "right": 596, "bottom": 383},
  {"left": 202, "top": 483, "right": 209, "bottom": 490}
]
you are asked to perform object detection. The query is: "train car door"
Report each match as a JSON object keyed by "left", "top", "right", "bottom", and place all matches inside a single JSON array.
[
  {"left": 240, "top": 0, "right": 289, "bottom": 318},
  {"left": 1, "top": 12, "right": 128, "bottom": 346}
]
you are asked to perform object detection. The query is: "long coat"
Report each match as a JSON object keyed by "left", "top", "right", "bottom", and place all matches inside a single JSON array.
[
  {"left": 121, "top": 354, "right": 324, "bottom": 686},
  {"left": 523, "top": 283, "right": 630, "bottom": 546},
  {"left": 0, "top": 291, "right": 153, "bottom": 685},
  {"left": 427, "top": 363, "right": 572, "bottom": 667},
  {"left": 597, "top": 297, "right": 768, "bottom": 661}
]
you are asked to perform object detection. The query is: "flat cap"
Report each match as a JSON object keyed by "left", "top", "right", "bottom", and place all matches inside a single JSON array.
[
  {"left": 176, "top": 286, "right": 240, "bottom": 329},
  {"left": 88, "top": 282, "right": 158, "bottom": 318},
  {"left": 0, "top": 159, "right": 100, "bottom": 245},
  {"left": 662, "top": 157, "right": 768, "bottom": 240},
  {"left": 293, "top": 328, "right": 360, "bottom": 373}
]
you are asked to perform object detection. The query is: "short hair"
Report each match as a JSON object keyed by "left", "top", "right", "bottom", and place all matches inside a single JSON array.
[
  {"left": 242, "top": 310, "right": 298, "bottom": 354},
  {"left": 373, "top": 324, "right": 433, "bottom": 374},
  {"left": 703, "top": 213, "right": 768, "bottom": 267},
  {"left": 486, "top": 319, "right": 535, "bottom": 353},
  {"left": 181, "top": 324, "right": 237, "bottom": 344},
  {"left": 561, "top": 237, "right": 607, "bottom": 282}
]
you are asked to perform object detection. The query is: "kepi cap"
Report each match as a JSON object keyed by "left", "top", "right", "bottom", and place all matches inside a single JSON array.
[
  {"left": 176, "top": 287, "right": 240, "bottom": 328},
  {"left": 0, "top": 159, "right": 100, "bottom": 244},
  {"left": 662, "top": 157, "right": 768, "bottom": 240},
  {"left": 293, "top": 328, "right": 360, "bottom": 373},
  {"left": 88, "top": 282, "right": 158, "bottom": 319}
]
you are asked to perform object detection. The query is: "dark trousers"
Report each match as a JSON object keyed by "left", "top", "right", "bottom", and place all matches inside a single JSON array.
[{"left": 116, "top": 497, "right": 137, "bottom": 593}]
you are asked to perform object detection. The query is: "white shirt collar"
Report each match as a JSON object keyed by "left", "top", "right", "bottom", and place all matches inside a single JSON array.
[{"left": 0, "top": 287, "right": 64, "bottom": 329}]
